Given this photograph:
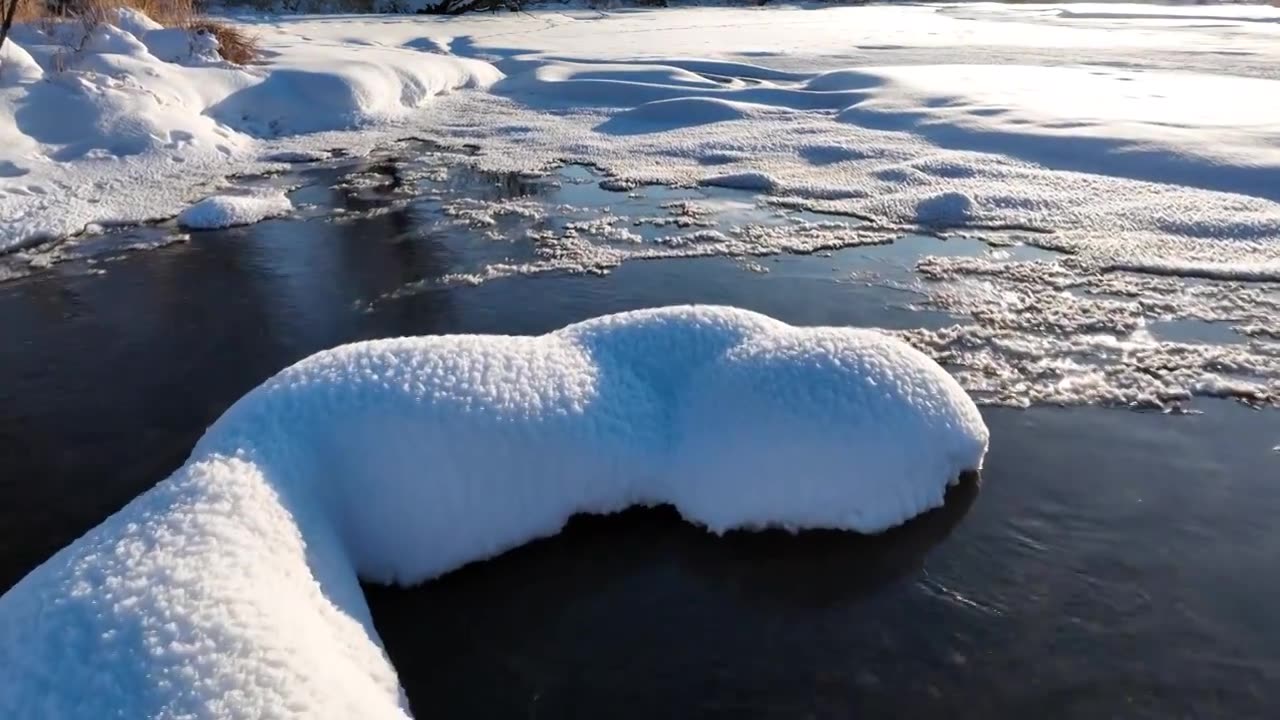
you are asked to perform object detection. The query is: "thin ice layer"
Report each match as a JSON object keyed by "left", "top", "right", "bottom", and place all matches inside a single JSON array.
[{"left": 0, "top": 306, "right": 987, "bottom": 718}]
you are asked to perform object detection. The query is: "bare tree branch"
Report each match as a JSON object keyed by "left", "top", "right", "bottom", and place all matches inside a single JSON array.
[{"left": 1, "top": 0, "right": 22, "bottom": 56}]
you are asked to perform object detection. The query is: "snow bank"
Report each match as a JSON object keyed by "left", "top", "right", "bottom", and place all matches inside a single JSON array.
[
  {"left": 831, "top": 63, "right": 1280, "bottom": 200},
  {"left": 380, "top": 4, "right": 1279, "bottom": 282},
  {"left": 0, "top": 306, "right": 987, "bottom": 718},
  {"left": 7, "top": 3, "right": 1280, "bottom": 266},
  {"left": 206, "top": 46, "right": 500, "bottom": 137},
  {"left": 0, "top": 13, "right": 500, "bottom": 252},
  {"left": 177, "top": 192, "right": 294, "bottom": 229}
]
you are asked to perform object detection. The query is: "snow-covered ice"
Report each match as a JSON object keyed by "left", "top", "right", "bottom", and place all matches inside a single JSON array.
[
  {"left": 3, "top": 2, "right": 1280, "bottom": 408},
  {"left": 2, "top": 2, "right": 1279, "bottom": 267},
  {"left": 177, "top": 191, "right": 294, "bottom": 228},
  {"left": 0, "top": 305, "right": 988, "bottom": 718}
]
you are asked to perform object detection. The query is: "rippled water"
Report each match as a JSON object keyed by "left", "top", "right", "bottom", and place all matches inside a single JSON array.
[{"left": 1, "top": 146, "right": 1277, "bottom": 718}]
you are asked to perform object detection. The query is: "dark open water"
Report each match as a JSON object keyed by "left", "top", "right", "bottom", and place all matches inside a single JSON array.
[{"left": 1, "top": 151, "right": 1277, "bottom": 718}]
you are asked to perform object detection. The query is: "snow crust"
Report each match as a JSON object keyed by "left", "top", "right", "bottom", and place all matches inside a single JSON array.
[
  {"left": 312, "top": 147, "right": 1278, "bottom": 410},
  {"left": 900, "top": 251, "right": 1280, "bottom": 408},
  {"left": 0, "top": 305, "right": 988, "bottom": 718},
  {"left": 177, "top": 191, "right": 293, "bottom": 228}
]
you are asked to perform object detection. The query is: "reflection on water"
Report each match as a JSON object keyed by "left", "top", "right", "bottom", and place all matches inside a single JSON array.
[
  {"left": 365, "top": 478, "right": 980, "bottom": 719},
  {"left": 364, "top": 406, "right": 1280, "bottom": 720},
  {"left": 1, "top": 145, "right": 1278, "bottom": 718}
]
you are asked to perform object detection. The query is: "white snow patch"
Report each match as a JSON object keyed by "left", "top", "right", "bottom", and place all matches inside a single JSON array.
[
  {"left": 0, "top": 306, "right": 987, "bottom": 717},
  {"left": 177, "top": 192, "right": 293, "bottom": 229}
]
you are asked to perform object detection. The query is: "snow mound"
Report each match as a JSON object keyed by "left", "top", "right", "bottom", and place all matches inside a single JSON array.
[
  {"left": 177, "top": 192, "right": 293, "bottom": 229},
  {"left": 0, "top": 306, "right": 987, "bottom": 718},
  {"left": 207, "top": 51, "right": 502, "bottom": 137},
  {"left": 599, "top": 97, "right": 761, "bottom": 134},
  {"left": 914, "top": 191, "right": 975, "bottom": 227},
  {"left": 0, "top": 40, "right": 42, "bottom": 86},
  {"left": 702, "top": 171, "right": 778, "bottom": 192}
]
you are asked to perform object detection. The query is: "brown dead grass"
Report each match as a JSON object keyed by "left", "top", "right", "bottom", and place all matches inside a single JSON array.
[
  {"left": 187, "top": 18, "right": 259, "bottom": 65},
  {"left": 114, "top": 0, "right": 193, "bottom": 26},
  {"left": 12, "top": 0, "right": 45, "bottom": 23},
  {"left": 7, "top": 0, "right": 259, "bottom": 65},
  {"left": 55, "top": 0, "right": 196, "bottom": 26}
]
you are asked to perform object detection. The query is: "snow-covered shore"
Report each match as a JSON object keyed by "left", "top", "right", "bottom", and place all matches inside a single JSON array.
[
  {"left": 2, "top": 3, "right": 1279, "bottom": 277},
  {"left": 3, "top": 3, "right": 1279, "bottom": 408},
  {"left": 0, "top": 8, "right": 500, "bottom": 249}
]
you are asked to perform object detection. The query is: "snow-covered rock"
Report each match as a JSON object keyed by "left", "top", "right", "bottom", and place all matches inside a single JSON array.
[
  {"left": 0, "top": 306, "right": 987, "bottom": 719},
  {"left": 177, "top": 192, "right": 293, "bottom": 229}
]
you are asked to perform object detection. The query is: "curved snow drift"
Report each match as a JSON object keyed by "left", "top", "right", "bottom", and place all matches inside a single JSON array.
[{"left": 0, "top": 306, "right": 987, "bottom": 718}]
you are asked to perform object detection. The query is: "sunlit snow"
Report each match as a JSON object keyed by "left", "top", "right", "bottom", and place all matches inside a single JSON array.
[
  {"left": 177, "top": 191, "right": 294, "bottom": 229},
  {"left": 5, "top": 2, "right": 1276, "bottom": 407}
]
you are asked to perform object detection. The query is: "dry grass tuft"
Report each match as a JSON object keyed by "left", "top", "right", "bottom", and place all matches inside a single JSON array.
[
  {"left": 70, "top": 0, "right": 196, "bottom": 26},
  {"left": 12, "top": 0, "right": 45, "bottom": 23},
  {"left": 187, "top": 18, "right": 259, "bottom": 65},
  {"left": 8, "top": 0, "right": 194, "bottom": 26},
  {"left": 3, "top": 0, "right": 259, "bottom": 66}
]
